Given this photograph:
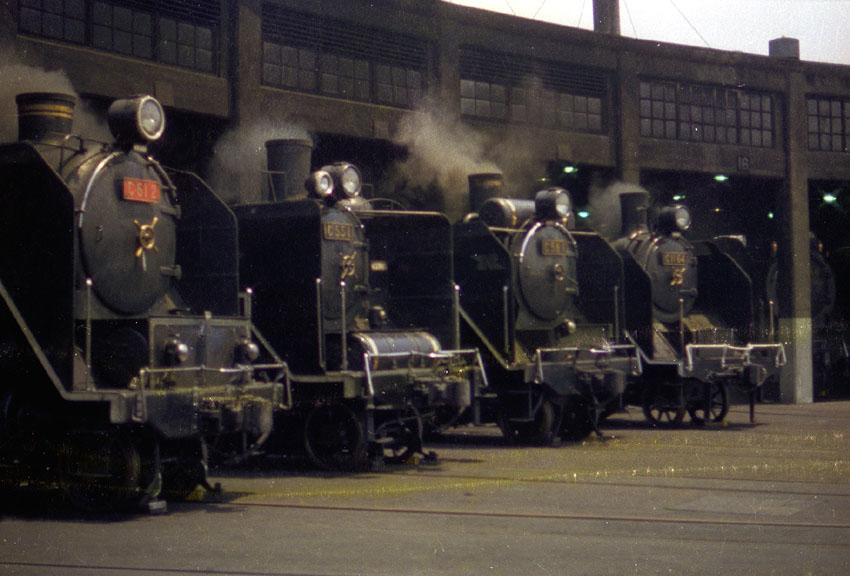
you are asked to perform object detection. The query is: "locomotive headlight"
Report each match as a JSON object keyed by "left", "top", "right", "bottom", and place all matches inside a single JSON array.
[
  {"left": 108, "top": 95, "right": 165, "bottom": 144},
  {"left": 658, "top": 204, "right": 692, "bottom": 233},
  {"left": 673, "top": 205, "right": 692, "bottom": 231},
  {"left": 235, "top": 339, "right": 260, "bottom": 363},
  {"left": 138, "top": 97, "right": 165, "bottom": 141},
  {"left": 306, "top": 170, "right": 334, "bottom": 199},
  {"left": 163, "top": 338, "right": 190, "bottom": 366},
  {"left": 534, "top": 187, "right": 572, "bottom": 221},
  {"left": 322, "top": 162, "right": 362, "bottom": 199}
]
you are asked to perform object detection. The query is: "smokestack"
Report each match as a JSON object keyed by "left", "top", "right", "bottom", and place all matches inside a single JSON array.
[
  {"left": 468, "top": 173, "right": 505, "bottom": 214},
  {"left": 619, "top": 190, "right": 650, "bottom": 237},
  {"left": 769, "top": 37, "right": 800, "bottom": 60},
  {"left": 593, "top": 0, "right": 620, "bottom": 35},
  {"left": 265, "top": 138, "right": 312, "bottom": 200},
  {"left": 16, "top": 92, "right": 75, "bottom": 143}
]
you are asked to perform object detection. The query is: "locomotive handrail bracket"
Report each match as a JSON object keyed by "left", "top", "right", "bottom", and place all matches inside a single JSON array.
[
  {"left": 685, "top": 343, "right": 787, "bottom": 373},
  {"left": 363, "top": 349, "right": 487, "bottom": 399}
]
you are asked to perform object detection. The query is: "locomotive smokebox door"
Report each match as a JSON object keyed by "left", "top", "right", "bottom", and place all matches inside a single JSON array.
[
  {"left": 78, "top": 154, "right": 177, "bottom": 315},
  {"left": 514, "top": 223, "right": 578, "bottom": 324}
]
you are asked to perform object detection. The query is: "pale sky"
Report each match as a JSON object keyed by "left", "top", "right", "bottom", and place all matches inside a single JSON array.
[{"left": 443, "top": 0, "right": 850, "bottom": 66}]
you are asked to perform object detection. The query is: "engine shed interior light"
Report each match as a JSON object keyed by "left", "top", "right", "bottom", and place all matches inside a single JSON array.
[
  {"left": 823, "top": 193, "right": 838, "bottom": 204},
  {"left": 672, "top": 194, "right": 686, "bottom": 201},
  {"left": 562, "top": 165, "right": 578, "bottom": 174},
  {"left": 714, "top": 174, "right": 729, "bottom": 182},
  {"left": 768, "top": 212, "right": 775, "bottom": 219},
  {"left": 577, "top": 210, "right": 590, "bottom": 219}
]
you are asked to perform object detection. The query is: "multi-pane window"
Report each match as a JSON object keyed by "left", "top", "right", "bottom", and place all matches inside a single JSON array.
[
  {"left": 639, "top": 80, "right": 773, "bottom": 148},
  {"left": 261, "top": 6, "right": 427, "bottom": 110},
  {"left": 18, "top": 0, "right": 218, "bottom": 73},
  {"left": 478, "top": 84, "right": 602, "bottom": 132},
  {"left": 807, "top": 97, "right": 849, "bottom": 152},
  {"left": 19, "top": 0, "right": 86, "bottom": 44},
  {"left": 459, "top": 48, "right": 607, "bottom": 133}
]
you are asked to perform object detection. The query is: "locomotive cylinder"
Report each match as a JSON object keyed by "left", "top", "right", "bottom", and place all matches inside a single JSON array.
[
  {"left": 266, "top": 138, "right": 312, "bottom": 200},
  {"left": 16, "top": 92, "right": 75, "bottom": 143}
]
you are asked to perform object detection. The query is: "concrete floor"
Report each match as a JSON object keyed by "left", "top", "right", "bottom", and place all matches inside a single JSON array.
[{"left": 1, "top": 401, "right": 848, "bottom": 575}]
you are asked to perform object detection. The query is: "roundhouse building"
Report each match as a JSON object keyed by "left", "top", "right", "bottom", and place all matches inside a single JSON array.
[{"left": 3, "top": 0, "right": 849, "bottom": 403}]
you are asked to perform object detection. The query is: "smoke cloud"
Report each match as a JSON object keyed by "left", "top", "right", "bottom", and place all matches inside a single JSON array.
[
  {"left": 206, "top": 117, "right": 312, "bottom": 204},
  {"left": 0, "top": 51, "right": 110, "bottom": 142},
  {"left": 384, "top": 93, "right": 550, "bottom": 221}
]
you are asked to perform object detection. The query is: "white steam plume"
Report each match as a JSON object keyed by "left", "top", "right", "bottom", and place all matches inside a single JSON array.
[
  {"left": 206, "top": 117, "right": 312, "bottom": 204},
  {"left": 0, "top": 51, "right": 110, "bottom": 142}
]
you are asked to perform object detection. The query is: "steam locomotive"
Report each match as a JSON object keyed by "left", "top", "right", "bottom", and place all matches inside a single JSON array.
[
  {"left": 608, "top": 183, "right": 785, "bottom": 425},
  {"left": 0, "top": 93, "right": 283, "bottom": 511},
  {"left": 234, "top": 140, "right": 482, "bottom": 469},
  {"left": 453, "top": 175, "right": 638, "bottom": 443}
]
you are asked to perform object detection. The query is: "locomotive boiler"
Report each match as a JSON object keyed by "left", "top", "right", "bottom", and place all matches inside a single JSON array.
[
  {"left": 453, "top": 175, "right": 638, "bottom": 444},
  {"left": 0, "top": 93, "right": 283, "bottom": 511},
  {"left": 234, "top": 140, "right": 482, "bottom": 469},
  {"left": 611, "top": 184, "right": 785, "bottom": 425}
]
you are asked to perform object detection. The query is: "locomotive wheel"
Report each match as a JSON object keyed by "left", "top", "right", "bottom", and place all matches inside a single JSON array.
[
  {"left": 58, "top": 432, "right": 155, "bottom": 512},
  {"left": 375, "top": 406, "right": 426, "bottom": 464},
  {"left": 498, "top": 395, "right": 559, "bottom": 446},
  {"left": 687, "top": 380, "right": 729, "bottom": 425},
  {"left": 161, "top": 437, "right": 208, "bottom": 500},
  {"left": 641, "top": 382, "right": 685, "bottom": 427},
  {"left": 561, "top": 400, "right": 598, "bottom": 441},
  {"left": 304, "top": 403, "right": 366, "bottom": 471}
]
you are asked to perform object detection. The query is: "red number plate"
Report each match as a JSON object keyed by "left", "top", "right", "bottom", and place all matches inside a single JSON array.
[{"left": 123, "top": 178, "right": 161, "bottom": 203}]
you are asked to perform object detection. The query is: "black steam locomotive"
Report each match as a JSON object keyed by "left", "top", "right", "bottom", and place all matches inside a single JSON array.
[
  {"left": 609, "top": 184, "right": 785, "bottom": 425},
  {"left": 0, "top": 93, "right": 283, "bottom": 511},
  {"left": 453, "top": 175, "right": 638, "bottom": 444},
  {"left": 235, "top": 140, "right": 482, "bottom": 469}
]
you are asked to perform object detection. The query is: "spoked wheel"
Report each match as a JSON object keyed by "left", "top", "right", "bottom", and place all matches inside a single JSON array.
[
  {"left": 560, "top": 400, "right": 598, "bottom": 441},
  {"left": 641, "top": 382, "right": 685, "bottom": 427},
  {"left": 58, "top": 431, "right": 157, "bottom": 512},
  {"left": 304, "top": 403, "right": 366, "bottom": 471},
  {"left": 375, "top": 406, "right": 427, "bottom": 464},
  {"left": 161, "top": 437, "right": 208, "bottom": 500},
  {"left": 686, "top": 380, "right": 729, "bottom": 425},
  {"left": 498, "top": 393, "right": 559, "bottom": 446}
]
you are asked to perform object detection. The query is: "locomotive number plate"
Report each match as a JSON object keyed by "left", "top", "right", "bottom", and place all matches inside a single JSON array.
[
  {"left": 541, "top": 239, "right": 568, "bottom": 256},
  {"left": 122, "top": 178, "right": 161, "bottom": 203},
  {"left": 661, "top": 252, "right": 687, "bottom": 266},
  {"left": 323, "top": 222, "right": 354, "bottom": 242}
]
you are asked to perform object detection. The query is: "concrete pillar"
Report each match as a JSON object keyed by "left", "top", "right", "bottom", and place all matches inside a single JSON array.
[
  {"left": 777, "top": 70, "right": 813, "bottom": 403},
  {"left": 225, "top": 0, "right": 264, "bottom": 203},
  {"left": 229, "top": 0, "right": 262, "bottom": 125},
  {"left": 615, "top": 52, "right": 641, "bottom": 184}
]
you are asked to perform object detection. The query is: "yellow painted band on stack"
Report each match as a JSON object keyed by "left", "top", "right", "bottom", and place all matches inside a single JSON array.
[{"left": 18, "top": 104, "right": 75, "bottom": 119}]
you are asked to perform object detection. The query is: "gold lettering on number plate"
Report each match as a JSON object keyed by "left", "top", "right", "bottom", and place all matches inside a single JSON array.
[
  {"left": 541, "top": 239, "right": 567, "bottom": 256},
  {"left": 323, "top": 222, "right": 354, "bottom": 241},
  {"left": 661, "top": 252, "right": 687, "bottom": 266}
]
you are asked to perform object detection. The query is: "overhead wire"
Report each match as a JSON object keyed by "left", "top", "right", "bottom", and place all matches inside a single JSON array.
[
  {"left": 668, "top": 0, "right": 712, "bottom": 48},
  {"left": 622, "top": 0, "right": 638, "bottom": 38}
]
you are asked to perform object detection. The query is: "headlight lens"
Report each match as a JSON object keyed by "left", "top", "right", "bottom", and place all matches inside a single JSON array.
[
  {"left": 534, "top": 187, "right": 572, "bottom": 221},
  {"left": 674, "top": 205, "right": 691, "bottom": 231},
  {"left": 138, "top": 96, "right": 165, "bottom": 141},
  {"left": 307, "top": 170, "right": 334, "bottom": 199},
  {"left": 322, "top": 163, "right": 362, "bottom": 199}
]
